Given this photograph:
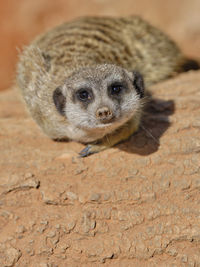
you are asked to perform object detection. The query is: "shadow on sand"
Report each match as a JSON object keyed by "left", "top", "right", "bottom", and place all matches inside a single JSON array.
[{"left": 117, "top": 91, "right": 175, "bottom": 156}]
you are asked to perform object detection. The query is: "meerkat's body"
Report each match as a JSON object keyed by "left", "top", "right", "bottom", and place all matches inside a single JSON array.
[{"left": 17, "top": 16, "right": 198, "bottom": 156}]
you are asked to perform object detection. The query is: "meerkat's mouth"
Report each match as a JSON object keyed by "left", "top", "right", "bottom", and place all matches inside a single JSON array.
[
  {"left": 94, "top": 113, "right": 132, "bottom": 130},
  {"left": 97, "top": 116, "right": 116, "bottom": 125}
]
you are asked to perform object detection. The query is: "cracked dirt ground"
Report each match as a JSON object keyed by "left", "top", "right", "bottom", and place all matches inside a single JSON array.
[{"left": 0, "top": 70, "right": 200, "bottom": 266}]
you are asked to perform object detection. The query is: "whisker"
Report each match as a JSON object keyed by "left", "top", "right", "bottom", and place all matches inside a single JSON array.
[
  {"left": 105, "top": 134, "right": 111, "bottom": 146},
  {"left": 140, "top": 124, "right": 160, "bottom": 145}
]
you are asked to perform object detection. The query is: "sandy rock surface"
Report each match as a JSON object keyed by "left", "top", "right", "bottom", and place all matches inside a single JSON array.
[{"left": 0, "top": 71, "right": 200, "bottom": 266}]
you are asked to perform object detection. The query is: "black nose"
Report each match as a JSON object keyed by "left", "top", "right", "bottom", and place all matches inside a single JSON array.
[{"left": 96, "top": 106, "right": 113, "bottom": 122}]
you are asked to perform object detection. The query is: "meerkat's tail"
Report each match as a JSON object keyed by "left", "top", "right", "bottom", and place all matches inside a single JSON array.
[{"left": 179, "top": 58, "right": 200, "bottom": 72}]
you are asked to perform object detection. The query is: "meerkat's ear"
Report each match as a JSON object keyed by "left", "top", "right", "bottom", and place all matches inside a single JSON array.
[
  {"left": 132, "top": 71, "right": 145, "bottom": 98},
  {"left": 53, "top": 87, "right": 66, "bottom": 116}
]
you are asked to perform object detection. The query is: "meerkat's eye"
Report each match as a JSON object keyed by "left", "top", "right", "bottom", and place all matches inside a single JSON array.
[
  {"left": 110, "top": 83, "right": 124, "bottom": 95},
  {"left": 76, "top": 89, "right": 92, "bottom": 101}
]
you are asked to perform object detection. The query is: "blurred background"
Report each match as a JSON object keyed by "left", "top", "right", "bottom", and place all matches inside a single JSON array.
[{"left": 0, "top": 0, "right": 200, "bottom": 91}]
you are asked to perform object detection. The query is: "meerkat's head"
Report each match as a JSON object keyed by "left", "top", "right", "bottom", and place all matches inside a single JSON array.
[{"left": 53, "top": 64, "right": 145, "bottom": 138}]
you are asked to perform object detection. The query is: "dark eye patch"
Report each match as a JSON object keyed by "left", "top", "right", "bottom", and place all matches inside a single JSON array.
[
  {"left": 111, "top": 83, "right": 123, "bottom": 95},
  {"left": 74, "top": 88, "right": 94, "bottom": 109},
  {"left": 76, "top": 89, "right": 92, "bottom": 102},
  {"left": 108, "top": 81, "right": 127, "bottom": 99},
  {"left": 53, "top": 87, "right": 66, "bottom": 116}
]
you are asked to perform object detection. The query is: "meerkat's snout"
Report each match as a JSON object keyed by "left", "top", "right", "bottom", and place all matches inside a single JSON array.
[{"left": 95, "top": 106, "right": 113, "bottom": 123}]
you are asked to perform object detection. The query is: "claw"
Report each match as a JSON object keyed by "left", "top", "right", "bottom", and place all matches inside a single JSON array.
[{"left": 79, "top": 145, "right": 94, "bottom": 157}]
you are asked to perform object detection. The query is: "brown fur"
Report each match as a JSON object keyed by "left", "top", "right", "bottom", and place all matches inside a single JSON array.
[{"left": 16, "top": 16, "right": 197, "bottom": 156}]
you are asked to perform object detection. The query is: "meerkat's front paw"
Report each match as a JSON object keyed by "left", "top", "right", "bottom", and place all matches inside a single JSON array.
[
  {"left": 79, "top": 145, "right": 94, "bottom": 157},
  {"left": 79, "top": 144, "right": 107, "bottom": 157},
  {"left": 79, "top": 118, "right": 140, "bottom": 157}
]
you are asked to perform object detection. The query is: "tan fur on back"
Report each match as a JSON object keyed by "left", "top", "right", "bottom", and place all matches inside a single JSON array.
[{"left": 33, "top": 16, "right": 183, "bottom": 84}]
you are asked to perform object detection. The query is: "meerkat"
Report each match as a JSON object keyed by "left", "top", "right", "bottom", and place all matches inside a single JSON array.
[{"left": 17, "top": 16, "right": 199, "bottom": 157}]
